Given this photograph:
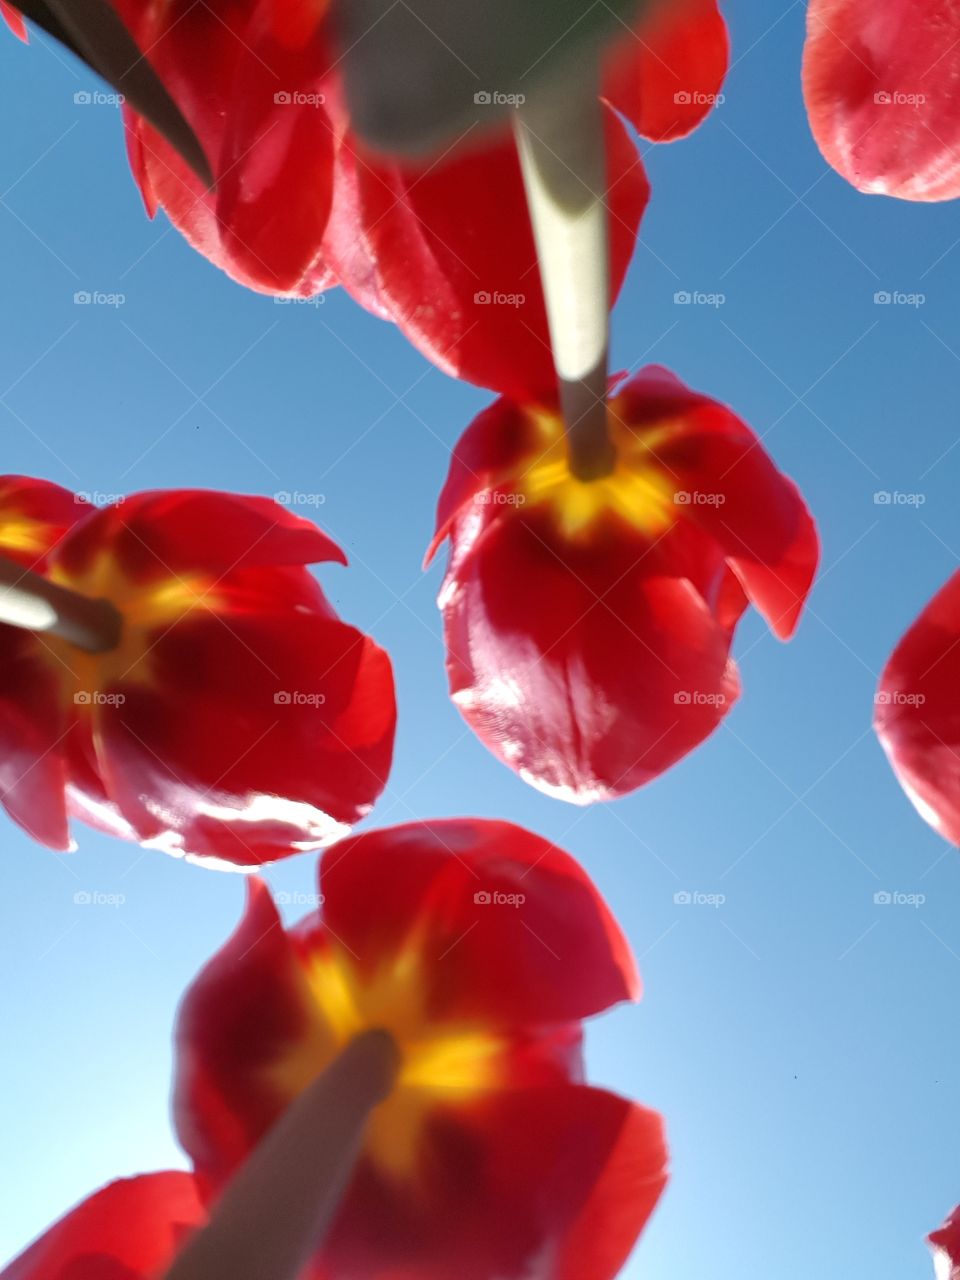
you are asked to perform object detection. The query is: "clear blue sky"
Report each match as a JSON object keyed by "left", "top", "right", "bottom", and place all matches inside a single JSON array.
[{"left": 2, "top": 5, "right": 959, "bottom": 1277}]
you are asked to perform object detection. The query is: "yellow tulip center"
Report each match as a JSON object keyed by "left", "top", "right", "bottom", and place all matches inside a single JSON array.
[
  {"left": 516, "top": 406, "right": 680, "bottom": 539},
  {"left": 42, "top": 550, "right": 220, "bottom": 704},
  {"left": 272, "top": 940, "right": 505, "bottom": 1181}
]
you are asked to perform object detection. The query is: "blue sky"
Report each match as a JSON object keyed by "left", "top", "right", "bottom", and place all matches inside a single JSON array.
[{"left": 2, "top": 4, "right": 960, "bottom": 1277}]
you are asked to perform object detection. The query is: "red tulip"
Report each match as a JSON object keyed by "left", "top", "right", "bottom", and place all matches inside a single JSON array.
[
  {"left": 875, "top": 571, "right": 960, "bottom": 844},
  {"left": 930, "top": 1205, "right": 960, "bottom": 1278},
  {"left": 0, "top": 474, "right": 87, "bottom": 567},
  {"left": 348, "top": 0, "right": 727, "bottom": 396},
  {"left": 5, "top": 1, "right": 727, "bottom": 393},
  {"left": 426, "top": 366, "right": 818, "bottom": 801},
  {"left": 1, "top": 1173, "right": 206, "bottom": 1280},
  {"left": 173, "top": 819, "right": 668, "bottom": 1279},
  {"left": 803, "top": 0, "right": 960, "bottom": 201},
  {"left": 0, "top": 484, "right": 396, "bottom": 866},
  {"left": 604, "top": 0, "right": 729, "bottom": 143}
]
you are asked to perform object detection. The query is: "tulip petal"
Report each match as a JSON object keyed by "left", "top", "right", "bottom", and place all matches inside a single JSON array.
[
  {"left": 614, "top": 366, "right": 819, "bottom": 640},
  {"left": 174, "top": 879, "right": 310, "bottom": 1190},
  {"left": 319, "top": 819, "right": 639, "bottom": 1024},
  {"left": 930, "top": 1205, "right": 960, "bottom": 1278},
  {"left": 875, "top": 571, "right": 960, "bottom": 845},
  {"left": 0, "top": 1172, "right": 205, "bottom": 1280},
  {"left": 215, "top": 8, "right": 337, "bottom": 292},
  {"left": 115, "top": 0, "right": 335, "bottom": 295},
  {"left": 803, "top": 0, "right": 960, "bottom": 201},
  {"left": 325, "top": 1085, "right": 666, "bottom": 1280},
  {"left": 0, "top": 628, "right": 70, "bottom": 849},
  {"left": 55, "top": 489, "right": 347, "bottom": 583},
  {"left": 0, "top": 3, "right": 27, "bottom": 42},
  {"left": 603, "top": 0, "right": 729, "bottom": 142},
  {"left": 0, "top": 474, "right": 87, "bottom": 569},
  {"left": 441, "top": 514, "right": 740, "bottom": 800},
  {"left": 93, "top": 613, "right": 395, "bottom": 866},
  {"left": 355, "top": 108, "right": 650, "bottom": 400}
]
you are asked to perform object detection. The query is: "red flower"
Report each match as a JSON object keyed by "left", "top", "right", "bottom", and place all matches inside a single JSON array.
[
  {"left": 803, "top": 0, "right": 960, "bottom": 201},
  {"left": 875, "top": 571, "right": 960, "bottom": 844},
  {"left": 426, "top": 366, "right": 818, "bottom": 801},
  {"left": 931, "top": 1205, "right": 960, "bottom": 1278},
  {"left": 603, "top": 0, "right": 729, "bottom": 143},
  {"left": 12, "top": 0, "right": 725, "bottom": 393},
  {"left": 1, "top": 1173, "right": 205, "bottom": 1280},
  {"left": 0, "top": 474, "right": 86, "bottom": 567},
  {"left": 174, "top": 819, "right": 667, "bottom": 1279},
  {"left": 0, "top": 484, "right": 396, "bottom": 866}
]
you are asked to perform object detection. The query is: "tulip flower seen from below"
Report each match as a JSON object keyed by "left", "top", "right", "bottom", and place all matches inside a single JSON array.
[
  {"left": 174, "top": 819, "right": 668, "bottom": 1279},
  {"left": 803, "top": 0, "right": 960, "bottom": 201},
  {"left": 0, "top": 0, "right": 728, "bottom": 395},
  {"left": 0, "top": 482, "right": 396, "bottom": 867},
  {"left": 427, "top": 366, "right": 819, "bottom": 802},
  {"left": 875, "top": 571, "right": 960, "bottom": 845}
]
